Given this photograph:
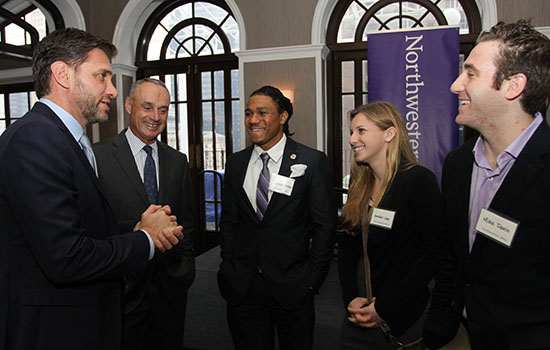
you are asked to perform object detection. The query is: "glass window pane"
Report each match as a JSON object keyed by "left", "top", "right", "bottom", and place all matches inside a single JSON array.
[
  {"left": 195, "top": 25, "right": 214, "bottom": 42},
  {"left": 203, "top": 170, "right": 223, "bottom": 231},
  {"left": 178, "top": 103, "right": 189, "bottom": 156},
  {"left": 204, "top": 34, "right": 224, "bottom": 55},
  {"left": 25, "top": 8, "right": 47, "bottom": 40},
  {"left": 342, "top": 94, "right": 355, "bottom": 191},
  {"left": 362, "top": 60, "right": 368, "bottom": 93},
  {"left": 9, "top": 93, "right": 29, "bottom": 118},
  {"left": 222, "top": 17, "right": 240, "bottom": 51},
  {"left": 214, "top": 71, "right": 223, "bottom": 99},
  {"left": 147, "top": 25, "right": 167, "bottom": 61},
  {"left": 214, "top": 101, "right": 225, "bottom": 170},
  {"left": 202, "top": 72, "right": 212, "bottom": 100},
  {"left": 202, "top": 101, "right": 214, "bottom": 170},
  {"left": 174, "top": 26, "right": 193, "bottom": 46},
  {"left": 179, "top": 39, "right": 193, "bottom": 58},
  {"left": 165, "top": 74, "right": 176, "bottom": 100},
  {"left": 177, "top": 73, "right": 187, "bottom": 101},
  {"left": 202, "top": 102, "right": 212, "bottom": 132},
  {"left": 164, "top": 4, "right": 193, "bottom": 29},
  {"left": 231, "top": 69, "right": 239, "bottom": 98},
  {"left": 0, "top": 121, "right": 5, "bottom": 136},
  {"left": 5, "top": 22, "right": 26, "bottom": 46},
  {"left": 195, "top": 2, "right": 228, "bottom": 24},
  {"left": 342, "top": 61, "right": 354, "bottom": 93},
  {"left": 167, "top": 104, "right": 177, "bottom": 149},
  {"left": 338, "top": 1, "right": 366, "bottom": 43},
  {"left": 167, "top": 38, "right": 181, "bottom": 59},
  {"left": 30, "top": 91, "right": 38, "bottom": 107},
  {"left": 231, "top": 100, "right": 241, "bottom": 152},
  {"left": 0, "top": 94, "right": 4, "bottom": 118}
]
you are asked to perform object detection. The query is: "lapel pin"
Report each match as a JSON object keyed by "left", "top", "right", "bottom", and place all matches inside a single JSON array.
[{"left": 290, "top": 154, "right": 296, "bottom": 160}]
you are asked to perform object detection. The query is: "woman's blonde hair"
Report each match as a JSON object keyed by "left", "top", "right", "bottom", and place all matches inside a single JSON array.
[{"left": 341, "top": 101, "right": 418, "bottom": 235}]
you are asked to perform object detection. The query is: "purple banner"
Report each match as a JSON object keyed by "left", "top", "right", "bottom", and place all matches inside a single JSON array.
[{"left": 367, "top": 27, "right": 459, "bottom": 183}]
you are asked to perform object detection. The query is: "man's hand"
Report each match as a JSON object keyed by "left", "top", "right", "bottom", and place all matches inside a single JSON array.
[
  {"left": 347, "top": 297, "right": 383, "bottom": 328},
  {"left": 136, "top": 205, "right": 184, "bottom": 252}
]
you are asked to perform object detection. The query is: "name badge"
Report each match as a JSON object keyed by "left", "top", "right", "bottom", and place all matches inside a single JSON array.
[
  {"left": 475, "top": 208, "right": 519, "bottom": 248},
  {"left": 269, "top": 173, "right": 295, "bottom": 196},
  {"left": 369, "top": 208, "right": 396, "bottom": 230}
]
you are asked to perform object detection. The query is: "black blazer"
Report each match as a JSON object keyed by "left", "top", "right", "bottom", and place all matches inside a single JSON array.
[
  {"left": 217, "top": 137, "right": 337, "bottom": 310},
  {"left": 338, "top": 165, "right": 441, "bottom": 335},
  {"left": 93, "top": 130, "right": 195, "bottom": 313},
  {"left": 0, "top": 102, "right": 150, "bottom": 350},
  {"left": 424, "top": 121, "right": 550, "bottom": 349}
]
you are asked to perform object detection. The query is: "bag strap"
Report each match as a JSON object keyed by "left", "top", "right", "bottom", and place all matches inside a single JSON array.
[{"left": 361, "top": 206, "right": 404, "bottom": 350}]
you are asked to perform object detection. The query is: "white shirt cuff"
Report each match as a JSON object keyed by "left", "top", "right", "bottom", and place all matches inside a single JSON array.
[{"left": 140, "top": 229, "right": 155, "bottom": 260}]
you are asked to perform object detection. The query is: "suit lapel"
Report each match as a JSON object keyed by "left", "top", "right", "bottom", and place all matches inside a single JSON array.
[
  {"left": 447, "top": 142, "right": 476, "bottom": 264},
  {"left": 489, "top": 123, "right": 550, "bottom": 214},
  {"left": 111, "top": 131, "right": 149, "bottom": 206},
  {"left": 232, "top": 146, "right": 259, "bottom": 221},
  {"left": 157, "top": 142, "right": 170, "bottom": 204},
  {"left": 262, "top": 138, "right": 298, "bottom": 220},
  {"left": 36, "top": 103, "right": 109, "bottom": 200}
]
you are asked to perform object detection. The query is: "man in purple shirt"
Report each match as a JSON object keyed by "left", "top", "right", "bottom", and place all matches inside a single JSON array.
[{"left": 423, "top": 20, "right": 550, "bottom": 350}]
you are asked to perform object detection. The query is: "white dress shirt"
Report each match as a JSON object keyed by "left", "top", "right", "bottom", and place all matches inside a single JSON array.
[
  {"left": 243, "top": 134, "right": 287, "bottom": 211},
  {"left": 125, "top": 128, "right": 160, "bottom": 188}
]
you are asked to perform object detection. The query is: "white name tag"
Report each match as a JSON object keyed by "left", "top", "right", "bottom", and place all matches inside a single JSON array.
[
  {"left": 269, "top": 173, "right": 295, "bottom": 196},
  {"left": 475, "top": 208, "right": 519, "bottom": 248},
  {"left": 369, "top": 208, "right": 396, "bottom": 230}
]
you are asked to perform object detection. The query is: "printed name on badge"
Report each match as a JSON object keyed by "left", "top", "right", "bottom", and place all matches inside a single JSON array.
[
  {"left": 475, "top": 208, "right": 519, "bottom": 248},
  {"left": 370, "top": 208, "right": 396, "bottom": 230},
  {"left": 269, "top": 173, "right": 295, "bottom": 196}
]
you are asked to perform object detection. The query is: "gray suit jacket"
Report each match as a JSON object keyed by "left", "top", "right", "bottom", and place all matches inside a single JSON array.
[{"left": 93, "top": 130, "right": 195, "bottom": 313}]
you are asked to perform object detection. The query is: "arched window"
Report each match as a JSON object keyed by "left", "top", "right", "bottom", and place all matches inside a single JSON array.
[
  {"left": 0, "top": 1, "right": 64, "bottom": 135},
  {"left": 326, "top": 0, "right": 481, "bottom": 199},
  {"left": 136, "top": 0, "right": 239, "bottom": 253}
]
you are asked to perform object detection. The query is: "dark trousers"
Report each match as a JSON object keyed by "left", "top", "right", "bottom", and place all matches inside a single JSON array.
[
  {"left": 122, "top": 278, "right": 187, "bottom": 350},
  {"left": 227, "top": 271, "right": 315, "bottom": 350}
]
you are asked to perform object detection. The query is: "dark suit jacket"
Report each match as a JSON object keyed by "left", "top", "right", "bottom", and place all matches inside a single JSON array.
[
  {"left": 93, "top": 130, "right": 195, "bottom": 313},
  {"left": 0, "top": 102, "right": 150, "bottom": 350},
  {"left": 217, "top": 137, "right": 337, "bottom": 310},
  {"left": 338, "top": 165, "right": 441, "bottom": 336},
  {"left": 424, "top": 121, "right": 550, "bottom": 349}
]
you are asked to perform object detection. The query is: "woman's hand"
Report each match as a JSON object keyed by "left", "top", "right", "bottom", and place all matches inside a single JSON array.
[{"left": 347, "top": 297, "right": 384, "bottom": 328}]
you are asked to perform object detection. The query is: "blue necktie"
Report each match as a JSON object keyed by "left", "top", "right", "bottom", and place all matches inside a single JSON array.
[
  {"left": 143, "top": 145, "right": 158, "bottom": 204},
  {"left": 256, "top": 152, "right": 270, "bottom": 220}
]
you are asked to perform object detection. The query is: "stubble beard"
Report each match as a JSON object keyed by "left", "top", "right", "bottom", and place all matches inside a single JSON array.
[{"left": 74, "top": 77, "right": 108, "bottom": 125}]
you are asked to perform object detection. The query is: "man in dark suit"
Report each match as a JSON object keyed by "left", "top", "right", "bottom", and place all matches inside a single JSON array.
[
  {"left": 0, "top": 28, "right": 183, "bottom": 350},
  {"left": 218, "top": 86, "right": 337, "bottom": 350},
  {"left": 94, "top": 78, "right": 195, "bottom": 350},
  {"left": 423, "top": 20, "right": 550, "bottom": 350}
]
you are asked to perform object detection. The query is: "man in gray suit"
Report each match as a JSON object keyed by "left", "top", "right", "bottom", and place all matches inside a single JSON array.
[{"left": 94, "top": 78, "right": 195, "bottom": 350}]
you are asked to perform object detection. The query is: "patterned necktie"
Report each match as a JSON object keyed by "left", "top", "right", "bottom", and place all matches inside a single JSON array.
[
  {"left": 256, "top": 152, "right": 270, "bottom": 220},
  {"left": 79, "top": 133, "right": 97, "bottom": 177},
  {"left": 143, "top": 145, "right": 158, "bottom": 204}
]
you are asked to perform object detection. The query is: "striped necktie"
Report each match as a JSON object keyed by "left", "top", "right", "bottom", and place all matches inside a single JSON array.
[{"left": 256, "top": 152, "right": 270, "bottom": 220}]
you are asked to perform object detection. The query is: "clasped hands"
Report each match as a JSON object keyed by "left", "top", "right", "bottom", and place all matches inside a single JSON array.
[
  {"left": 135, "top": 205, "right": 183, "bottom": 252},
  {"left": 347, "top": 297, "right": 384, "bottom": 328}
]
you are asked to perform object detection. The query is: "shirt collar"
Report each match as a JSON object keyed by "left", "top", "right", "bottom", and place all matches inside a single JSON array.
[
  {"left": 472, "top": 112, "right": 543, "bottom": 170},
  {"left": 253, "top": 134, "right": 287, "bottom": 163},
  {"left": 125, "top": 127, "right": 158, "bottom": 156},
  {"left": 40, "top": 98, "right": 83, "bottom": 142}
]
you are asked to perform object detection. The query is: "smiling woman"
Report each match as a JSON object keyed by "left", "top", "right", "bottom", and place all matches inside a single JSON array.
[{"left": 338, "top": 101, "right": 442, "bottom": 349}]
